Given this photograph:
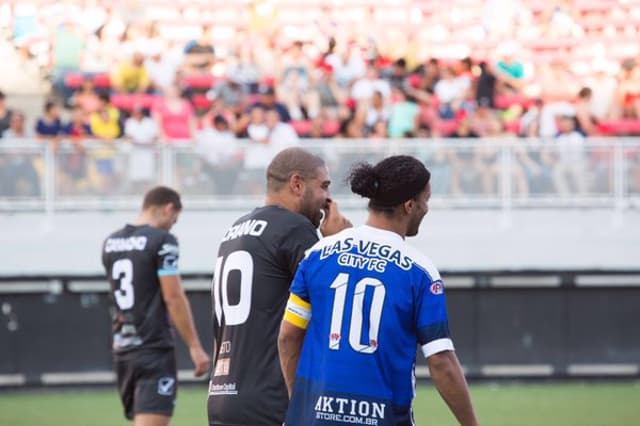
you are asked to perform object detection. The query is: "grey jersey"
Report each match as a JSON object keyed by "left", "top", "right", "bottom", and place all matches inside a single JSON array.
[
  {"left": 102, "top": 224, "right": 179, "bottom": 355},
  {"left": 208, "top": 205, "right": 319, "bottom": 426}
]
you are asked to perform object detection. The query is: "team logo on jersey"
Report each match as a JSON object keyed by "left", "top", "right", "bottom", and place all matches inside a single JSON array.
[
  {"left": 430, "top": 280, "right": 444, "bottom": 295},
  {"left": 158, "top": 243, "right": 179, "bottom": 256},
  {"left": 157, "top": 377, "right": 175, "bottom": 396}
]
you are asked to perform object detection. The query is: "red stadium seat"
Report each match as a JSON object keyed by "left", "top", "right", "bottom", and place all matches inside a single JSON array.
[
  {"left": 597, "top": 119, "right": 640, "bottom": 135},
  {"left": 434, "top": 119, "right": 458, "bottom": 136},
  {"left": 322, "top": 119, "right": 340, "bottom": 136},
  {"left": 183, "top": 74, "right": 217, "bottom": 89},
  {"left": 110, "top": 94, "right": 134, "bottom": 110},
  {"left": 64, "top": 73, "right": 84, "bottom": 88},
  {"left": 290, "top": 120, "right": 312, "bottom": 136},
  {"left": 92, "top": 73, "right": 111, "bottom": 88},
  {"left": 494, "top": 95, "right": 536, "bottom": 109},
  {"left": 111, "top": 94, "right": 159, "bottom": 111},
  {"left": 192, "top": 93, "right": 213, "bottom": 109}
]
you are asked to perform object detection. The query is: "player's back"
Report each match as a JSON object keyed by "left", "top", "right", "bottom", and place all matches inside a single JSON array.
[
  {"left": 209, "top": 205, "right": 318, "bottom": 426},
  {"left": 286, "top": 225, "right": 452, "bottom": 426},
  {"left": 102, "top": 224, "right": 179, "bottom": 354}
]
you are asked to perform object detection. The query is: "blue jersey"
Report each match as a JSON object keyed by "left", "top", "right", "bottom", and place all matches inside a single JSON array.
[{"left": 285, "top": 225, "right": 453, "bottom": 426}]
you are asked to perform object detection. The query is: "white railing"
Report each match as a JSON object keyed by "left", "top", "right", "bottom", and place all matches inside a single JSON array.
[{"left": 1, "top": 137, "right": 639, "bottom": 219}]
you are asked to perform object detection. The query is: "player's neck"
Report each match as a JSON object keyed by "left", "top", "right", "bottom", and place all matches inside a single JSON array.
[
  {"left": 365, "top": 215, "right": 407, "bottom": 239},
  {"left": 134, "top": 211, "right": 160, "bottom": 228},
  {"left": 264, "top": 193, "right": 298, "bottom": 214}
]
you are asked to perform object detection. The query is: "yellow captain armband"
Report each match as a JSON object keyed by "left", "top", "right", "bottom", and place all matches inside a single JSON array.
[{"left": 283, "top": 293, "right": 312, "bottom": 329}]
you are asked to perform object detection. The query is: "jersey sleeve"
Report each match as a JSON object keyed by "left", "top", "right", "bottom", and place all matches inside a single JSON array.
[
  {"left": 156, "top": 233, "right": 180, "bottom": 276},
  {"left": 284, "top": 254, "right": 312, "bottom": 328},
  {"left": 415, "top": 272, "right": 454, "bottom": 358},
  {"left": 278, "top": 221, "right": 319, "bottom": 277}
]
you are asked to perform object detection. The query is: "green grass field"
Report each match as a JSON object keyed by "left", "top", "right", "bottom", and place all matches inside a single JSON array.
[{"left": 0, "top": 382, "right": 638, "bottom": 426}]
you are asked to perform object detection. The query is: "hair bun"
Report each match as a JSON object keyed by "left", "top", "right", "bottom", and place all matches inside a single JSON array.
[{"left": 348, "top": 163, "right": 379, "bottom": 199}]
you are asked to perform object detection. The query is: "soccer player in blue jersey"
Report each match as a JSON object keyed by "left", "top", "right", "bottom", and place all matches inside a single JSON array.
[{"left": 278, "top": 155, "right": 479, "bottom": 426}]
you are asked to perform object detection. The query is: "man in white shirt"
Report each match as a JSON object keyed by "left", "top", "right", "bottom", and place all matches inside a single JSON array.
[
  {"left": 124, "top": 105, "right": 159, "bottom": 184},
  {"left": 351, "top": 63, "right": 391, "bottom": 103}
]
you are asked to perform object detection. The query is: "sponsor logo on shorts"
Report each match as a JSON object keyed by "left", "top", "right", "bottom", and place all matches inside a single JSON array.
[
  {"left": 208, "top": 381, "right": 238, "bottom": 396},
  {"left": 157, "top": 377, "right": 175, "bottom": 396}
]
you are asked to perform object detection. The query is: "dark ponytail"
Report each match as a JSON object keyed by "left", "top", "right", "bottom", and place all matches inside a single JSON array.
[{"left": 348, "top": 156, "right": 430, "bottom": 210}]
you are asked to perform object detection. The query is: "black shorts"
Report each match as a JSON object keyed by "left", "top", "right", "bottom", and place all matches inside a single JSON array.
[{"left": 114, "top": 349, "right": 177, "bottom": 420}]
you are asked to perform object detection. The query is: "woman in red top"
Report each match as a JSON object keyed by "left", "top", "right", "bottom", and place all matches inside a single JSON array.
[{"left": 152, "top": 85, "right": 196, "bottom": 141}]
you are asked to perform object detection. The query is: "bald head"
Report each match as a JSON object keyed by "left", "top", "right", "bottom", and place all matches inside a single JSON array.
[{"left": 266, "top": 148, "right": 326, "bottom": 193}]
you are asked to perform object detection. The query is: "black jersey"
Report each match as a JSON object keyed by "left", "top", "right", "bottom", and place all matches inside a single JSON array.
[
  {"left": 102, "top": 224, "right": 180, "bottom": 355},
  {"left": 208, "top": 205, "right": 319, "bottom": 426}
]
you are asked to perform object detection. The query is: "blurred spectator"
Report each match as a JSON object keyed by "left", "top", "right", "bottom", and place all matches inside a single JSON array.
[
  {"left": 265, "top": 107, "right": 299, "bottom": 145},
  {"left": 351, "top": 62, "right": 391, "bottom": 103},
  {"left": 125, "top": 105, "right": 159, "bottom": 188},
  {"left": 449, "top": 118, "right": 479, "bottom": 195},
  {"left": 0, "top": 91, "right": 14, "bottom": 136},
  {"left": 584, "top": 62, "right": 617, "bottom": 120},
  {"left": 89, "top": 94, "right": 120, "bottom": 193},
  {"left": 519, "top": 98, "right": 544, "bottom": 137},
  {"left": 548, "top": 115, "right": 587, "bottom": 195},
  {"left": 538, "top": 101, "right": 576, "bottom": 138},
  {"left": 2, "top": 111, "right": 31, "bottom": 138},
  {"left": 387, "top": 88, "right": 419, "bottom": 138},
  {"left": 614, "top": 58, "right": 640, "bottom": 119},
  {"left": 195, "top": 114, "right": 241, "bottom": 194},
  {"left": 434, "top": 66, "right": 468, "bottom": 119},
  {"left": 210, "top": 76, "right": 248, "bottom": 113},
  {"left": 35, "top": 101, "right": 63, "bottom": 145},
  {"left": 0, "top": 110, "right": 40, "bottom": 196},
  {"left": 281, "top": 41, "right": 311, "bottom": 85},
  {"left": 63, "top": 106, "right": 92, "bottom": 139},
  {"left": 152, "top": 86, "right": 196, "bottom": 140},
  {"left": 252, "top": 85, "right": 291, "bottom": 122},
  {"left": 475, "top": 62, "right": 496, "bottom": 107},
  {"left": 314, "top": 64, "right": 346, "bottom": 117},
  {"left": 535, "top": 59, "right": 579, "bottom": 101},
  {"left": 90, "top": 94, "right": 121, "bottom": 139},
  {"left": 417, "top": 58, "right": 441, "bottom": 94},
  {"left": 279, "top": 66, "right": 318, "bottom": 120},
  {"left": 72, "top": 80, "right": 101, "bottom": 114},
  {"left": 183, "top": 25, "right": 215, "bottom": 73},
  {"left": 493, "top": 42, "right": 525, "bottom": 95},
  {"left": 112, "top": 52, "right": 151, "bottom": 93},
  {"left": 51, "top": 21, "right": 84, "bottom": 105},
  {"left": 387, "top": 58, "right": 408, "bottom": 88},
  {"left": 125, "top": 104, "right": 159, "bottom": 145},
  {"left": 60, "top": 106, "right": 91, "bottom": 191},
  {"left": 364, "top": 91, "right": 391, "bottom": 132},
  {"left": 467, "top": 99, "right": 502, "bottom": 136},
  {"left": 574, "top": 88, "right": 597, "bottom": 136},
  {"left": 145, "top": 45, "right": 179, "bottom": 93},
  {"left": 338, "top": 117, "right": 364, "bottom": 139},
  {"left": 325, "top": 43, "right": 366, "bottom": 87},
  {"left": 226, "top": 44, "right": 260, "bottom": 92},
  {"left": 369, "top": 120, "right": 388, "bottom": 139},
  {"left": 247, "top": 106, "right": 268, "bottom": 143}
]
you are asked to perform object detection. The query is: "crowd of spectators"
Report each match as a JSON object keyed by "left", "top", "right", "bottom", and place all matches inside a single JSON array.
[{"left": 2, "top": 0, "right": 640, "bottom": 197}]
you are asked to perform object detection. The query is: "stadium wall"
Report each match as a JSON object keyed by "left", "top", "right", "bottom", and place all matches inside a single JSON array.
[{"left": 1, "top": 271, "right": 639, "bottom": 388}]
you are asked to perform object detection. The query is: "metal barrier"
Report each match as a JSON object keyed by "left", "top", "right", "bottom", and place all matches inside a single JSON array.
[
  {"left": 1, "top": 270, "right": 639, "bottom": 387},
  {"left": 1, "top": 137, "right": 639, "bottom": 216}
]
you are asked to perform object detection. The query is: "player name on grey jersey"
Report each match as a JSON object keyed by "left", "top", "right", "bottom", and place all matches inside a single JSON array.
[{"left": 104, "top": 236, "right": 148, "bottom": 252}]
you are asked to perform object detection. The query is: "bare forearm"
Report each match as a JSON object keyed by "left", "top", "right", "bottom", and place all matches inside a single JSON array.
[
  {"left": 278, "top": 333, "right": 303, "bottom": 397},
  {"left": 428, "top": 351, "right": 478, "bottom": 426},
  {"left": 166, "top": 294, "right": 202, "bottom": 349}
]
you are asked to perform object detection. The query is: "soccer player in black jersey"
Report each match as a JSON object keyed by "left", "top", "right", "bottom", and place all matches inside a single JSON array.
[
  {"left": 207, "top": 148, "right": 351, "bottom": 426},
  {"left": 102, "top": 186, "right": 210, "bottom": 426}
]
